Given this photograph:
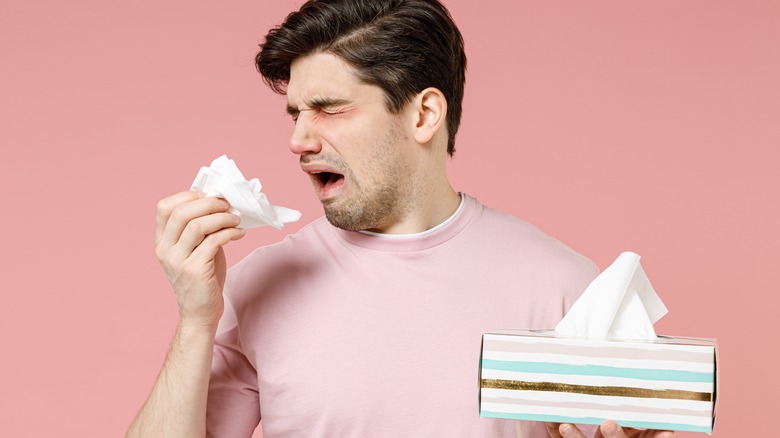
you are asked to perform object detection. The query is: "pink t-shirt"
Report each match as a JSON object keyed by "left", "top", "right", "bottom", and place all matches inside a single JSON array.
[{"left": 207, "top": 194, "right": 598, "bottom": 437}]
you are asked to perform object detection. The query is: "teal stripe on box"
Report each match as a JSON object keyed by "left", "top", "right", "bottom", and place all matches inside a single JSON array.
[
  {"left": 479, "top": 410, "right": 712, "bottom": 433},
  {"left": 481, "top": 359, "right": 713, "bottom": 383}
]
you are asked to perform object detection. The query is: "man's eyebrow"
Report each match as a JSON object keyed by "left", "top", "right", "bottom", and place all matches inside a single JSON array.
[
  {"left": 287, "top": 97, "right": 351, "bottom": 115},
  {"left": 309, "top": 97, "right": 351, "bottom": 109}
]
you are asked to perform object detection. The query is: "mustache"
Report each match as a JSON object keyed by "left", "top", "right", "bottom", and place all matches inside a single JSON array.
[{"left": 300, "top": 154, "right": 347, "bottom": 170}]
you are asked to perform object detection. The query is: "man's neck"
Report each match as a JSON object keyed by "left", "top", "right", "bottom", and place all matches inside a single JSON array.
[
  {"left": 365, "top": 185, "right": 461, "bottom": 235},
  {"left": 362, "top": 128, "right": 458, "bottom": 235},
  {"left": 359, "top": 192, "right": 464, "bottom": 238}
]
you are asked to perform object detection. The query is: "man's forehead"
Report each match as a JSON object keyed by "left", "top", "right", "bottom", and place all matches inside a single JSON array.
[{"left": 286, "top": 52, "right": 369, "bottom": 107}]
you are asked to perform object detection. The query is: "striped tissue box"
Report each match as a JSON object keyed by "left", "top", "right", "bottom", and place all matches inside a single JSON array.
[{"left": 479, "top": 330, "right": 717, "bottom": 434}]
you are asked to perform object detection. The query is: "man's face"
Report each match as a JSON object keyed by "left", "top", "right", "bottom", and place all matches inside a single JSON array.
[{"left": 286, "top": 52, "right": 416, "bottom": 232}]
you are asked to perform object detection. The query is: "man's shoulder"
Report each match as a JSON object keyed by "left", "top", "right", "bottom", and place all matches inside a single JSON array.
[
  {"left": 467, "top": 196, "right": 598, "bottom": 278},
  {"left": 225, "top": 216, "right": 334, "bottom": 290},
  {"left": 249, "top": 215, "right": 332, "bottom": 255},
  {"left": 465, "top": 195, "right": 555, "bottom": 239}
]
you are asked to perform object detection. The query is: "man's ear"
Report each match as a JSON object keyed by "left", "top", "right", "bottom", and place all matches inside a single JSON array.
[{"left": 411, "top": 87, "right": 447, "bottom": 144}]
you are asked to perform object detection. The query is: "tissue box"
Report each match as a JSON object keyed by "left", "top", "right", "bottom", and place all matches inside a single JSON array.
[{"left": 479, "top": 330, "right": 717, "bottom": 433}]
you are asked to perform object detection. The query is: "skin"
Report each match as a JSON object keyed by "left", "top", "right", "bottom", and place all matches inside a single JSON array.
[
  {"left": 286, "top": 52, "right": 461, "bottom": 234},
  {"left": 128, "top": 51, "right": 676, "bottom": 437},
  {"left": 127, "top": 192, "right": 245, "bottom": 437},
  {"left": 546, "top": 421, "right": 676, "bottom": 438},
  {"left": 127, "top": 52, "right": 459, "bottom": 436}
]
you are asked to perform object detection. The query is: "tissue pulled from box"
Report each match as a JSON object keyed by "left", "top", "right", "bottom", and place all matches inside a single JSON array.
[
  {"left": 555, "top": 251, "right": 668, "bottom": 340},
  {"left": 190, "top": 155, "right": 301, "bottom": 230}
]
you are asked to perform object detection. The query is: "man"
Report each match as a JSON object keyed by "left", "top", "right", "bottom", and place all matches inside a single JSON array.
[{"left": 128, "top": 1, "right": 675, "bottom": 437}]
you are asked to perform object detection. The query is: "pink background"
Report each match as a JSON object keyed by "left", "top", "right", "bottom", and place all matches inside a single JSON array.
[{"left": 1, "top": 0, "right": 777, "bottom": 436}]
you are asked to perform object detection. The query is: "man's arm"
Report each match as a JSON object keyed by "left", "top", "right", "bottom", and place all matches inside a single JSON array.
[
  {"left": 127, "top": 322, "right": 217, "bottom": 437},
  {"left": 127, "top": 191, "right": 245, "bottom": 438}
]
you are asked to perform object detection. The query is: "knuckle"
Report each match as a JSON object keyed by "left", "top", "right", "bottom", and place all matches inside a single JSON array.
[
  {"left": 155, "top": 245, "right": 173, "bottom": 264},
  {"left": 200, "top": 232, "right": 217, "bottom": 247},
  {"left": 156, "top": 198, "right": 173, "bottom": 215},
  {"left": 205, "top": 231, "right": 229, "bottom": 249},
  {"left": 184, "top": 220, "right": 202, "bottom": 236},
  {"left": 169, "top": 207, "right": 186, "bottom": 223},
  {"left": 154, "top": 244, "right": 165, "bottom": 261}
]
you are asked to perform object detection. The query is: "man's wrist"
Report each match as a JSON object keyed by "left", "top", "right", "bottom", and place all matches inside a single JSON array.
[{"left": 177, "top": 317, "right": 219, "bottom": 340}]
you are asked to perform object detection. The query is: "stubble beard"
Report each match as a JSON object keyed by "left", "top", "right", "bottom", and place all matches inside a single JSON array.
[
  {"left": 323, "top": 179, "right": 404, "bottom": 231},
  {"left": 322, "top": 123, "right": 411, "bottom": 232}
]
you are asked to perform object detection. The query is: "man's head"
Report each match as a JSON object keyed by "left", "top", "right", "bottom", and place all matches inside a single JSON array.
[{"left": 256, "top": 0, "right": 466, "bottom": 156}]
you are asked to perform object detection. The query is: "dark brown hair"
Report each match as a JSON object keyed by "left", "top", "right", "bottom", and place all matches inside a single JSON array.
[{"left": 256, "top": 0, "right": 466, "bottom": 155}]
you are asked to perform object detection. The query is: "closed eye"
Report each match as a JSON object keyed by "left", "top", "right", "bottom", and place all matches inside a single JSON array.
[
  {"left": 286, "top": 104, "right": 301, "bottom": 123},
  {"left": 287, "top": 108, "right": 345, "bottom": 124},
  {"left": 286, "top": 97, "right": 351, "bottom": 124},
  {"left": 321, "top": 108, "right": 345, "bottom": 116}
]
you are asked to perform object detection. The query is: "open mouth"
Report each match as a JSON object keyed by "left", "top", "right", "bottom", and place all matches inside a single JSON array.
[{"left": 312, "top": 171, "right": 345, "bottom": 189}]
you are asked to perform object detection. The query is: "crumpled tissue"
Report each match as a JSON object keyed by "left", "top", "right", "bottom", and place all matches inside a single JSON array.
[
  {"left": 190, "top": 155, "right": 301, "bottom": 230},
  {"left": 555, "top": 251, "right": 668, "bottom": 340}
]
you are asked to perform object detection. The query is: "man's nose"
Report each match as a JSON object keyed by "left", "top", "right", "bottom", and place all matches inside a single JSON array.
[{"left": 289, "top": 112, "right": 322, "bottom": 155}]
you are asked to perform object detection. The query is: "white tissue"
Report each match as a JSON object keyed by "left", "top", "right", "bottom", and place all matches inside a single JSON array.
[
  {"left": 190, "top": 155, "right": 301, "bottom": 230},
  {"left": 555, "top": 252, "right": 668, "bottom": 340}
]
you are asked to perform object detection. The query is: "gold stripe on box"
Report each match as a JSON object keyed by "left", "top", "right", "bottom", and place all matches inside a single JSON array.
[{"left": 481, "top": 379, "right": 712, "bottom": 402}]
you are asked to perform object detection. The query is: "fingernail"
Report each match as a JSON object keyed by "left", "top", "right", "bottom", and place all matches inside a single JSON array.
[
  {"left": 602, "top": 423, "right": 620, "bottom": 438},
  {"left": 560, "top": 424, "right": 575, "bottom": 438}
]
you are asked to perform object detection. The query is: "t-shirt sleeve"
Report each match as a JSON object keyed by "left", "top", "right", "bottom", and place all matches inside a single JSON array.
[{"left": 206, "top": 293, "right": 260, "bottom": 437}]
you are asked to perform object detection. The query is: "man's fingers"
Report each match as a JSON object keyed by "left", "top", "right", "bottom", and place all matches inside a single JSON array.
[
  {"left": 547, "top": 423, "right": 587, "bottom": 438},
  {"left": 636, "top": 429, "right": 675, "bottom": 438},
  {"left": 549, "top": 421, "right": 675, "bottom": 438},
  {"left": 173, "top": 212, "right": 241, "bottom": 258},
  {"left": 545, "top": 423, "right": 563, "bottom": 438},
  {"left": 188, "top": 227, "right": 246, "bottom": 265},
  {"left": 595, "top": 421, "right": 617, "bottom": 438},
  {"left": 159, "top": 196, "right": 231, "bottom": 248},
  {"left": 598, "top": 421, "right": 675, "bottom": 438},
  {"left": 155, "top": 191, "right": 203, "bottom": 244}
]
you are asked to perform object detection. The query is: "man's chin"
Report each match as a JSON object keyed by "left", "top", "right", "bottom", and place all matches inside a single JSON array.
[
  {"left": 324, "top": 211, "right": 362, "bottom": 231},
  {"left": 322, "top": 203, "right": 370, "bottom": 231}
]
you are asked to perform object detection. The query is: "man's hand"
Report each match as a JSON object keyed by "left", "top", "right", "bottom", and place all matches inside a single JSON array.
[
  {"left": 128, "top": 191, "right": 246, "bottom": 438},
  {"left": 155, "top": 190, "right": 246, "bottom": 329},
  {"left": 546, "top": 421, "right": 675, "bottom": 438}
]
